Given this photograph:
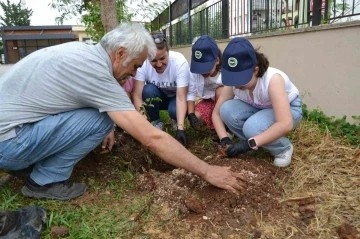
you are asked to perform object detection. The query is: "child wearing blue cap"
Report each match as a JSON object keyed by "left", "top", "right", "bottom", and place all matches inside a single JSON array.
[
  {"left": 187, "top": 35, "right": 223, "bottom": 130},
  {"left": 212, "top": 37, "right": 302, "bottom": 167}
]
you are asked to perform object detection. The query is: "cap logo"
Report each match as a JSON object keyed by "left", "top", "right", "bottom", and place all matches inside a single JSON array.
[
  {"left": 228, "top": 57, "right": 238, "bottom": 68},
  {"left": 194, "top": 50, "right": 202, "bottom": 59}
]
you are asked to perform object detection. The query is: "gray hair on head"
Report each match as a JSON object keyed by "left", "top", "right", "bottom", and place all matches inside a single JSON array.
[{"left": 100, "top": 22, "right": 156, "bottom": 62}]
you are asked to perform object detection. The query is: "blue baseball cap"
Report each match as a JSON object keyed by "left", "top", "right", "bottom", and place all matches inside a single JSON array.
[
  {"left": 190, "top": 35, "right": 218, "bottom": 74},
  {"left": 222, "top": 37, "right": 257, "bottom": 86}
]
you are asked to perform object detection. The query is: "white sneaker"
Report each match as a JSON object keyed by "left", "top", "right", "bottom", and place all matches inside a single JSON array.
[
  {"left": 151, "top": 120, "right": 164, "bottom": 131},
  {"left": 171, "top": 119, "right": 177, "bottom": 131},
  {"left": 273, "top": 144, "right": 293, "bottom": 167}
]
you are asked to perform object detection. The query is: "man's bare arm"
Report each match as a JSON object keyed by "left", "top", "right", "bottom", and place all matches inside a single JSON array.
[{"left": 107, "top": 110, "right": 245, "bottom": 194}]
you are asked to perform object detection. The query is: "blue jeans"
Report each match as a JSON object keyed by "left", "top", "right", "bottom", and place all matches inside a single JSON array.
[
  {"left": 142, "top": 83, "right": 177, "bottom": 122},
  {"left": 0, "top": 108, "right": 113, "bottom": 185},
  {"left": 220, "top": 97, "right": 303, "bottom": 156}
]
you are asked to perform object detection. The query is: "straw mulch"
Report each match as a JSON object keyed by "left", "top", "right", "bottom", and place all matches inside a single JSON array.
[{"left": 273, "top": 120, "right": 360, "bottom": 238}]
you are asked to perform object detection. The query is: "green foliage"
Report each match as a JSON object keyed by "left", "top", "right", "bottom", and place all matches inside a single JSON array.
[
  {"left": 130, "top": 0, "right": 169, "bottom": 23},
  {"left": 0, "top": 0, "right": 33, "bottom": 26},
  {"left": 302, "top": 104, "right": 360, "bottom": 146},
  {"left": 322, "top": 0, "right": 350, "bottom": 24},
  {"left": 81, "top": 0, "right": 132, "bottom": 41},
  {"left": 139, "top": 97, "right": 162, "bottom": 120},
  {"left": 49, "top": 0, "right": 87, "bottom": 25}
]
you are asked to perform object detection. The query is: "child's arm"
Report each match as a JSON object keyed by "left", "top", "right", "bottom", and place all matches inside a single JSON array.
[
  {"left": 212, "top": 86, "right": 235, "bottom": 140},
  {"left": 252, "top": 74, "right": 294, "bottom": 147}
]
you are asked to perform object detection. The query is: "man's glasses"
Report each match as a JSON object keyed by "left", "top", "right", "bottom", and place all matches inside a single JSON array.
[{"left": 152, "top": 33, "right": 166, "bottom": 44}]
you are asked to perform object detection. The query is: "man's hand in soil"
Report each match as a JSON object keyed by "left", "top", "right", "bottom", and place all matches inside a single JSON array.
[
  {"left": 203, "top": 165, "right": 246, "bottom": 195},
  {"left": 100, "top": 130, "right": 115, "bottom": 154},
  {"left": 175, "top": 129, "right": 188, "bottom": 146},
  {"left": 226, "top": 141, "right": 251, "bottom": 157},
  {"left": 188, "top": 113, "right": 200, "bottom": 130}
]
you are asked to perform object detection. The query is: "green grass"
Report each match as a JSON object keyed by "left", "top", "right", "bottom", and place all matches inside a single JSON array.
[{"left": 0, "top": 169, "right": 152, "bottom": 239}]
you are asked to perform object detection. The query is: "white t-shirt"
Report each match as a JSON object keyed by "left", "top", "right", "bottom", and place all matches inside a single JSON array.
[
  {"left": 187, "top": 72, "right": 223, "bottom": 101},
  {"left": 135, "top": 51, "right": 189, "bottom": 97},
  {"left": 233, "top": 67, "right": 299, "bottom": 109}
]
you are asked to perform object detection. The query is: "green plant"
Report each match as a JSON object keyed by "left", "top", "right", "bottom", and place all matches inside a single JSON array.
[
  {"left": 139, "top": 97, "right": 162, "bottom": 120},
  {"left": 302, "top": 104, "right": 360, "bottom": 146}
]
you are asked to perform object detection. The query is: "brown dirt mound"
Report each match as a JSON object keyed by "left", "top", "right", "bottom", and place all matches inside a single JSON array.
[{"left": 137, "top": 156, "right": 286, "bottom": 229}]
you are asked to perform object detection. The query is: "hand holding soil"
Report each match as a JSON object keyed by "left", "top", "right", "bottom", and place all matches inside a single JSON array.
[{"left": 203, "top": 164, "right": 247, "bottom": 195}]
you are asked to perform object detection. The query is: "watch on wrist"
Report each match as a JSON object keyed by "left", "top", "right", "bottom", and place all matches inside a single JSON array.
[{"left": 248, "top": 138, "right": 258, "bottom": 150}]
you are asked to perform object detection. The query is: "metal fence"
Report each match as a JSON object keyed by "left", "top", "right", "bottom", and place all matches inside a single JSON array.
[{"left": 152, "top": 0, "right": 360, "bottom": 47}]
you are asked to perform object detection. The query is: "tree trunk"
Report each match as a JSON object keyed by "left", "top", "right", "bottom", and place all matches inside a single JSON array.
[{"left": 100, "top": 0, "right": 118, "bottom": 32}]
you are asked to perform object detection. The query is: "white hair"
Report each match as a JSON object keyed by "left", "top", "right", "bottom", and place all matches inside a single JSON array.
[{"left": 100, "top": 22, "right": 156, "bottom": 61}]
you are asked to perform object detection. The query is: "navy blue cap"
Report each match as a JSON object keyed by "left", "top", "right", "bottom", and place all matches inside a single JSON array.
[
  {"left": 222, "top": 37, "right": 257, "bottom": 86},
  {"left": 190, "top": 35, "right": 218, "bottom": 74}
]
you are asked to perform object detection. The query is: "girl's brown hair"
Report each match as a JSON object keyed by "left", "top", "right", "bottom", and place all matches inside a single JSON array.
[
  {"left": 215, "top": 48, "right": 222, "bottom": 73},
  {"left": 255, "top": 48, "right": 269, "bottom": 77}
]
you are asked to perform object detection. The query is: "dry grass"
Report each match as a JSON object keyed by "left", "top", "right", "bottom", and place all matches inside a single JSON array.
[
  {"left": 128, "top": 119, "right": 360, "bottom": 238},
  {"left": 277, "top": 120, "right": 360, "bottom": 238}
]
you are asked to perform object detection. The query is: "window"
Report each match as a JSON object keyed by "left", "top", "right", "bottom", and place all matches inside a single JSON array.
[
  {"left": 26, "top": 47, "right": 38, "bottom": 55},
  {"left": 17, "top": 40, "right": 25, "bottom": 47},
  {"left": 37, "top": 39, "right": 49, "bottom": 47},
  {"left": 49, "top": 39, "right": 61, "bottom": 46},
  {"left": 25, "top": 40, "right": 37, "bottom": 47}
]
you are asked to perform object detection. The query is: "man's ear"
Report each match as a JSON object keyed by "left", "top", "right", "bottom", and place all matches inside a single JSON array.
[{"left": 115, "top": 47, "right": 127, "bottom": 62}]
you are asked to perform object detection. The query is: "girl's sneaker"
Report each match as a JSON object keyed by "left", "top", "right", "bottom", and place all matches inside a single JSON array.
[{"left": 273, "top": 144, "right": 293, "bottom": 167}]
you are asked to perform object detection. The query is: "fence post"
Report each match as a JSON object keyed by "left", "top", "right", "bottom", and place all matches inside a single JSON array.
[
  {"left": 169, "top": 2, "right": 173, "bottom": 47},
  {"left": 312, "top": 0, "right": 322, "bottom": 26},
  {"left": 222, "top": 0, "right": 229, "bottom": 39},
  {"left": 249, "top": 0, "right": 253, "bottom": 33},
  {"left": 323, "top": 0, "right": 329, "bottom": 22},
  {"left": 266, "top": 0, "right": 270, "bottom": 29},
  {"left": 188, "top": 0, "right": 192, "bottom": 44}
]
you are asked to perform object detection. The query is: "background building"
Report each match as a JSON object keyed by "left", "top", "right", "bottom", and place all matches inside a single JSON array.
[{"left": 1, "top": 25, "right": 93, "bottom": 64}]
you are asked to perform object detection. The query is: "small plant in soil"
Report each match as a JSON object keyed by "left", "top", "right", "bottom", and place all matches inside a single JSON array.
[{"left": 139, "top": 97, "right": 162, "bottom": 120}]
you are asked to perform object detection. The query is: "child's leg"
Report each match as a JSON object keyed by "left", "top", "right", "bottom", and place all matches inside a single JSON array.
[{"left": 220, "top": 99, "right": 259, "bottom": 140}]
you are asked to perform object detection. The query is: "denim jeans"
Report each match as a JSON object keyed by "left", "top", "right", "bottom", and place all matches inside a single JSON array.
[
  {"left": 142, "top": 83, "right": 177, "bottom": 122},
  {"left": 0, "top": 108, "right": 113, "bottom": 185},
  {"left": 220, "top": 97, "right": 303, "bottom": 156}
]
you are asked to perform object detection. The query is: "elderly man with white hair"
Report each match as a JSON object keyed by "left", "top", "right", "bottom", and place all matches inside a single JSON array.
[{"left": 0, "top": 23, "right": 245, "bottom": 201}]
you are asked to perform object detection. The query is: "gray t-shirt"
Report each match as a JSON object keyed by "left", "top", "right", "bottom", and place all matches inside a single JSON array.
[{"left": 0, "top": 42, "right": 134, "bottom": 142}]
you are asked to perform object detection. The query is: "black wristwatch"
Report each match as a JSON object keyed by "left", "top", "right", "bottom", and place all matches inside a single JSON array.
[{"left": 248, "top": 138, "right": 258, "bottom": 150}]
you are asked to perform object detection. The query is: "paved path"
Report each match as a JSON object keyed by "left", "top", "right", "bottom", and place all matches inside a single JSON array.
[{"left": 0, "top": 64, "right": 14, "bottom": 77}]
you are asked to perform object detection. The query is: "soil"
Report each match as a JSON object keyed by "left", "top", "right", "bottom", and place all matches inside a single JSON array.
[
  {"left": 72, "top": 132, "right": 309, "bottom": 238},
  {"left": 3, "top": 129, "right": 359, "bottom": 238}
]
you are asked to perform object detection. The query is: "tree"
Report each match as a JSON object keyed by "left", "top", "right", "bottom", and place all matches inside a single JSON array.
[
  {"left": 0, "top": 0, "right": 33, "bottom": 26},
  {"left": 50, "top": 0, "right": 167, "bottom": 40},
  {"left": 82, "top": 0, "right": 132, "bottom": 41},
  {"left": 50, "top": 0, "right": 118, "bottom": 33}
]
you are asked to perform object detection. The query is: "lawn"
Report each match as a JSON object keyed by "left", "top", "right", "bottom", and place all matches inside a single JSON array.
[{"left": 0, "top": 113, "right": 359, "bottom": 239}]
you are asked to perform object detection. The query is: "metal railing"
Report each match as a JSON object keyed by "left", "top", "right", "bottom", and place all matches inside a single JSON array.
[{"left": 152, "top": 0, "right": 360, "bottom": 47}]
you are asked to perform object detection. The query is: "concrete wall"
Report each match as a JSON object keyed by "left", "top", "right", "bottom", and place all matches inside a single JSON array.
[{"left": 173, "top": 21, "right": 360, "bottom": 123}]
